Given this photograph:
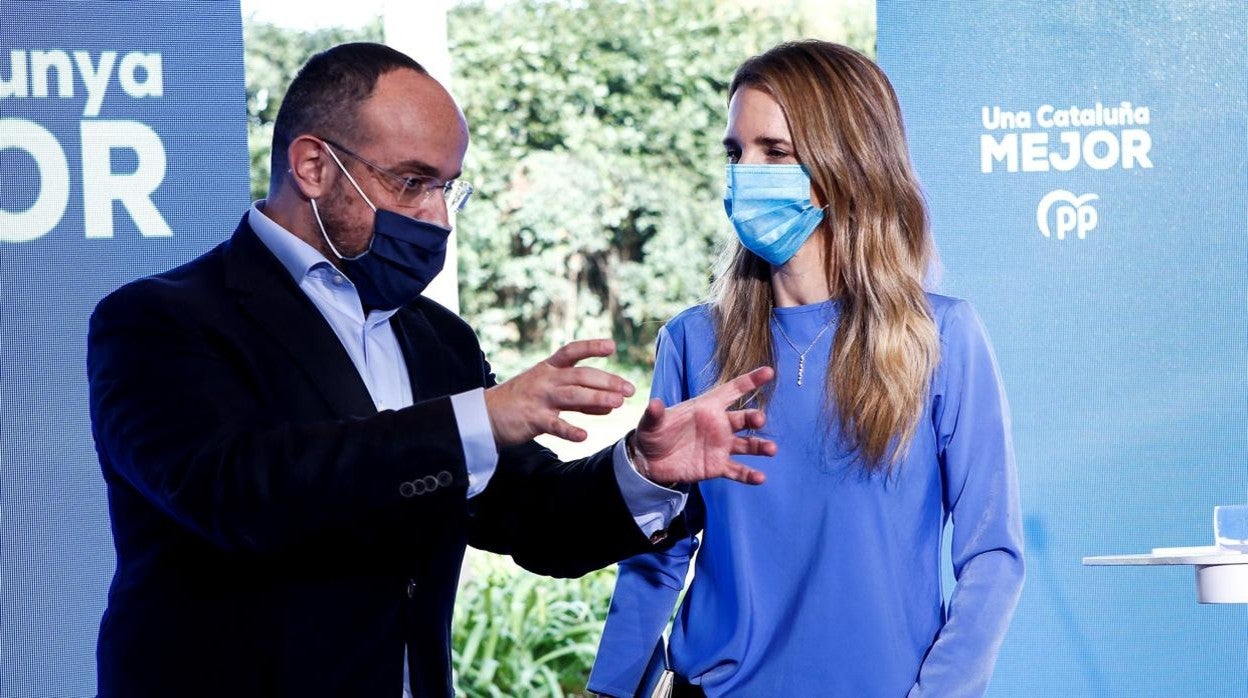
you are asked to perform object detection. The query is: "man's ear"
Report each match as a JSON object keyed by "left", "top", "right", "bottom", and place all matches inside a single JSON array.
[{"left": 287, "top": 135, "right": 334, "bottom": 200}]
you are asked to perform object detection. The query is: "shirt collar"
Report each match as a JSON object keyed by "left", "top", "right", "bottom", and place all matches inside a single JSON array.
[
  {"left": 248, "top": 200, "right": 335, "bottom": 283},
  {"left": 248, "top": 201, "right": 400, "bottom": 324}
]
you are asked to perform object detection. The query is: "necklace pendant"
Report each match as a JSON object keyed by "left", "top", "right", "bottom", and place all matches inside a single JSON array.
[{"left": 772, "top": 314, "right": 833, "bottom": 389}]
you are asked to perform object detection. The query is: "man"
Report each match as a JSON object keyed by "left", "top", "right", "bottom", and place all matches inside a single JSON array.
[{"left": 87, "top": 42, "right": 774, "bottom": 697}]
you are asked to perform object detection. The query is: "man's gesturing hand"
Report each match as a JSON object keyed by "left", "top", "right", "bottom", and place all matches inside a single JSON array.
[
  {"left": 630, "top": 367, "right": 776, "bottom": 486},
  {"left": 484, "top": 339, "right": 635, "bottom": 448}
]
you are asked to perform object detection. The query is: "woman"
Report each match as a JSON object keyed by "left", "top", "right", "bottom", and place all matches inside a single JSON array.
[{"left": 589, "top": 41, "right": 1024, "bottom": 697}]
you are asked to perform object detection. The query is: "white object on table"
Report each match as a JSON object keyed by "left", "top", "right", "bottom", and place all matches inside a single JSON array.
[
  {"left": 1083, "top": 546, "right": 1248, "bottom": 604},
  {"left": 1214, "top": 505, "right": 1248, "bottom": 550}
]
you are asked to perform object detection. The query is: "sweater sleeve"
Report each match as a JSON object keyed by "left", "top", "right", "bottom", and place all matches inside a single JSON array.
[
  {"left": 909, "top": 301, "right": 1025, "bottom": 697},
  {"left": 589, "top": 323, "right": 700, "bottom": 697}
]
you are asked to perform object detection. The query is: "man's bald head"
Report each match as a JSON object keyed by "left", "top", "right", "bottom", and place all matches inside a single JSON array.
[{"left": 269, "top": 42, "right": 428, "bottom": 191}]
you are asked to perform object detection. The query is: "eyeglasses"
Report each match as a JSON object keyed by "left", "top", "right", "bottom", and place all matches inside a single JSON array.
[{"left": 319, "top": 137, "right": 474, "bottom": 213}]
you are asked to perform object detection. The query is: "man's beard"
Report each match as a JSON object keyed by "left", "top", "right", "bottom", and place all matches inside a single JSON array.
[{"left": 317, "top": 180, "right": 371, "bottom": 258}]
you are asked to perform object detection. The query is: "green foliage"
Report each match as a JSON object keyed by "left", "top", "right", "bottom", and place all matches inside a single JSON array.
[
  {"left": 448, "top": 0, "right": 803, "bottom": 367},
  {"left": 244, "top": 19, "right": 383, "bottom": 200},
  {"left": 452, "top": 553, "right": 617, "bottom": 698}
]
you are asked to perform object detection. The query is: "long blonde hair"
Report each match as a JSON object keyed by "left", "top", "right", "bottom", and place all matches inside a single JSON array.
[{"left": 711, "top": 40, "right": 939, "bottom": 475}]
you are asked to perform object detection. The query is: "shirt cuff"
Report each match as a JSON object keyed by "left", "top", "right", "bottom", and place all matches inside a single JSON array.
[
  {"left": 449, "top": 388, "right": 499, "bottom": 499},
  {"left": 612, "top": 438, "right": 687, "bottom": 540}
]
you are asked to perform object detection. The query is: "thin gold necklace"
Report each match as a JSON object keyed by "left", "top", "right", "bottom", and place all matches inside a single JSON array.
[{"left": 771, "top": 316, "right": 834, "bottom": 387}]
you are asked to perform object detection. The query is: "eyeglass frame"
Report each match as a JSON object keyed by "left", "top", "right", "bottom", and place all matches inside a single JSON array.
[{"left": 316, "top": 136, "right": 474, "bottom": 213}]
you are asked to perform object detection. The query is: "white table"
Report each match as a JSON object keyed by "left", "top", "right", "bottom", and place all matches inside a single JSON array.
[{"left": 1083, "top": 546, "right": 1248, "bottom": 603}]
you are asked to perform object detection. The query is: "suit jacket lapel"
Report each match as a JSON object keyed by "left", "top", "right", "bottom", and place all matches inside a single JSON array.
[
  {"left": 221, "top": 218, "right": 377, "bottom": 419},
  {"left": 391, "top": 306, "right": 450, "bottom": 402}
]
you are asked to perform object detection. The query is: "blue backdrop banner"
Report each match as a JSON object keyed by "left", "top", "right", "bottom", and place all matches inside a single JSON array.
[
  {"left": 878, "top": 1, "right": 1246, "bottom": 696},
  {"left": 1, "top": 3, "right": 248, "bottom": 695}
]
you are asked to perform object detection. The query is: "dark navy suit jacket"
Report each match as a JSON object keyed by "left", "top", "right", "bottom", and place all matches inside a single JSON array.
[{"left": 87, "top": 219, "right": 659, "bottom": 697}]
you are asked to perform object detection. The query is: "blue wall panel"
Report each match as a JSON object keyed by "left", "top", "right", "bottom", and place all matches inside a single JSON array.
[
  {"left": 879, "top": 2, "right": 1246, "bottom": 695},
  {"left": 1, "top": 3, "right": 248, "bottom": 695}
]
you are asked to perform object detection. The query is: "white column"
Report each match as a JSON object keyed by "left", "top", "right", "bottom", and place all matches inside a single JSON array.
[{"left": 383, "top": 0, "right": 460, "bottom": 314}]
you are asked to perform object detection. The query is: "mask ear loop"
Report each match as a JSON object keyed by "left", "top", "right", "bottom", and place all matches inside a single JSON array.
[
  {"left": 309, "top": 140, "right": 377, "bottom": 261},
  {"left": 321, "top": 142, "right": 378, "bottom": 213}
]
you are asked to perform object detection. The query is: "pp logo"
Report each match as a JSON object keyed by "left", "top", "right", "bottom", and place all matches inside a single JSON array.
[{"left": 1036, "top": 189, "right": 1099, "bottom": 240}]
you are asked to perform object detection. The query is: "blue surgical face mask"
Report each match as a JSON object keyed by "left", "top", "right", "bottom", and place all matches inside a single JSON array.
[
  {"left": 310, "top": 145, "right": 451, "bottom": 311},
  {"left": 723, "top": 163, "right": 825, "bottom": 267}
]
